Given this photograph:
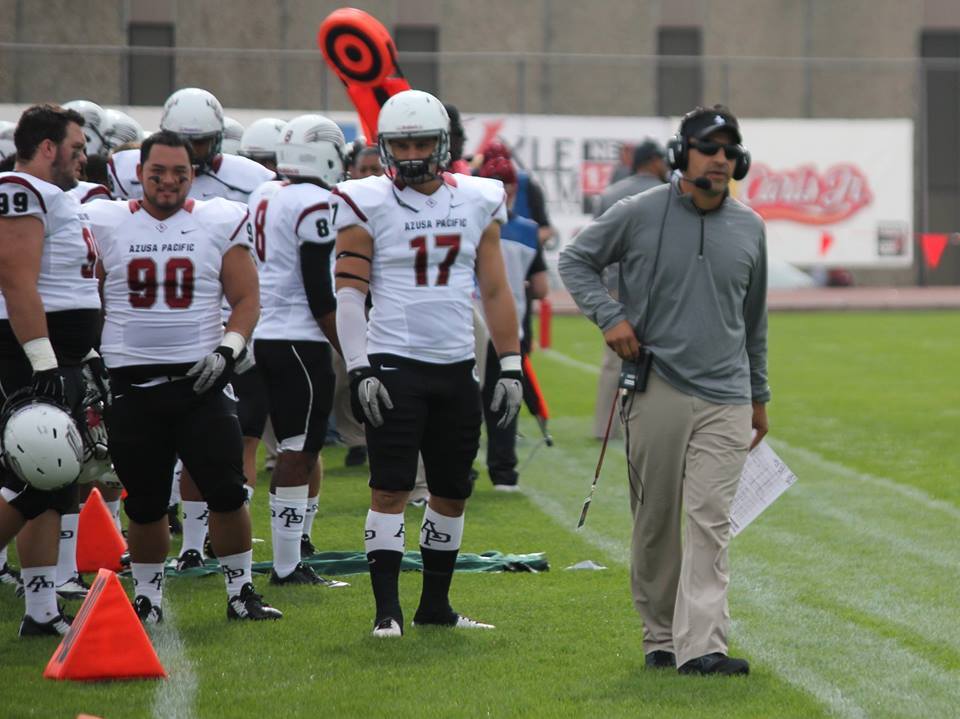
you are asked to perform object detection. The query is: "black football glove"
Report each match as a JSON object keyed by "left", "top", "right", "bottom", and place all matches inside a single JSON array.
[
  {"left": 187, "top": 345, "right": 236, "bottom": 394},
  {"left": 349, "top": 366, "right": 393, "bottom": 427},
  {"left": 31, "top": 367, "right": 70, "bottom": 406}
]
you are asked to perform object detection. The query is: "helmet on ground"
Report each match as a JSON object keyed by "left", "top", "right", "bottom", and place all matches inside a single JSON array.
[
  {"left": 1, "top": 392, "right": 83, "bottom": 491},
  {"left": 160, "top": 88, "right": 225, "bottom": 167},
  {"left": 103, "top": 109, "right": 144, "bottom": 151},
  {"left": 221, "top": 116, "right": 244, "bottom": 155},
  {"left": 377, "top": 90, "right": 450, "bottom": 184},
  {"left": 240, "top": 118, "right": 286, "bottom": 162},
  {"left": 276, "top": 114, "right": 346, "bottom": 186},
  {"left": 63, "top": 100, "right": 110, "bottom": 156}
]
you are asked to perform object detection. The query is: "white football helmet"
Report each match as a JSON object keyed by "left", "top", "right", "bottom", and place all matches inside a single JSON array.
[
  {"left": 276, "top": 114, "right": 346, "bottom": 186},
  {"left": 63, "top": 100, "right": 110, "bottom": 156},
  {"left": 240, "top": 118, "right": 286, "bottom": 162},
  {"left": 160, "top": 88, "right": 225, "bottom": 166},
  {"left": 221, "top": 116, "right": 244, "bottom": 155},
  {"left": 0, "top": 121, "right": 15, "bottom": 160},
  {"left": 102, "top": 109, "right": 144, "bottom": 151},
  {"left": 377, "top": 90, "right": 450, "bottom": 184},
  {"left": 1, "top": 395, "right": 83, "bottom": 491}
]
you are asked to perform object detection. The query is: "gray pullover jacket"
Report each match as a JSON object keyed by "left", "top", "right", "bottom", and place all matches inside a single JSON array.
[{"left": 558, "top": 177, "right": 770, "bottom": 405}]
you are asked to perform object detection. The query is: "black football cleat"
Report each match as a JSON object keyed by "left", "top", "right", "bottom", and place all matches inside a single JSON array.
[{"left": 227, "top": 583, "right": 282, "bottom": 621}]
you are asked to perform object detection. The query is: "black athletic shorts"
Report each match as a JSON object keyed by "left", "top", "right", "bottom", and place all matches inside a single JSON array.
[
  {"left": 254, "top": 340, "right": 334, "bottom": 454},
  {"left": 104, "top": 370, "right": 245, "bottom": 524},
  {"left": 0, "top": 309, "right": 98, "bottom": 520},
  {"left": 365, "top": 353, "right": 481, "bottom": 500},
  {"left": 232, "top": 365, "right": 269, "bottom": 439}
]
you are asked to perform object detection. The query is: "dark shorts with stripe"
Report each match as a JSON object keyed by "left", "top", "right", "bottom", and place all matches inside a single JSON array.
[
  {"left": 254, "top": 340, "right": 334, "bottom": 454},
  {"left": 365, "top": 353, "right": 481, "bottom": 501},
  {"left": 232, "top": 364, "right": 269, "bottom": 439}
]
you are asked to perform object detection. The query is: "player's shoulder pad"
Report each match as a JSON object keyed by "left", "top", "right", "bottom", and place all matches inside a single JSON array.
[
  {"left": 107, "top": 148, "right": 141, "bottom": 198},
  {"left": 191, "top": 196, "right": 250, "bottom": 241},
  {"left": 332, "top": 174, "right": 391, "bottom": 222},
  {"left": 217, "top": 154, "right": 277, "bottom": 194},
  {"left": 68, "top": 181, "right": 113, "bottom": 204},
  {"left": 452, "top": 173, "right": 507, "bottom": 222},
  {"left": 0, "top": 172, "right": 62, "bottom": 219}
]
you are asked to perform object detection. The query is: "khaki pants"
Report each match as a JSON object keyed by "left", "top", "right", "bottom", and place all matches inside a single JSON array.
[
  {"left": 624, "top": 371, "right": 751, "bottom": 666},
  {"left": 332, "top": 351, "right": 366, "bottom": 448},
  {"left": 593, "top": 343, "right": 624, "bottom": 440}
]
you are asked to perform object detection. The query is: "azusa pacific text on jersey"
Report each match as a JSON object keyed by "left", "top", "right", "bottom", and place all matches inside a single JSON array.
[{"left": 403, "top": 217, "right": 467, "bottom": 231}]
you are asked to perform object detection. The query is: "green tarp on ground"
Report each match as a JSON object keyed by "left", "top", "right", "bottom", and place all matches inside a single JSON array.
[{"left": 119, "top": 551, "right": 549, "bottom": 579}]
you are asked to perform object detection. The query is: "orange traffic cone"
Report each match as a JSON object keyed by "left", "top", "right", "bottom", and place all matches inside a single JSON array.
[
  {"left": 44, "top": 569, "right": 166, "bottom": 681},
  {"left": 76, "top": 487, "right": 126, "bottom": 573}
]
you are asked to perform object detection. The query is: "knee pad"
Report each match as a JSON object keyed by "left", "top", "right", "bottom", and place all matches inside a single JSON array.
[
  {"left": 204, "top": 479, "right": 246, "bottom": 513},
  {"left": 123, "top": 492, "right": 170, "bottom": 524}
]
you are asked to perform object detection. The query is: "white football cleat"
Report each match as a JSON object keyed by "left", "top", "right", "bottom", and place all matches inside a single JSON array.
[
  {"left": 372, "top": 617, "right": 403, "bottom": 638},
  {"left": 55, "top": 574, "right": 89, "bottom": 600},
  {"left": 452, "top": 615, "right": 495, "bottom": 630}
]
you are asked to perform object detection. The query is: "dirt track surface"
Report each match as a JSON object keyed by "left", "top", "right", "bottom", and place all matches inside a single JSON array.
[{"left": 545, "top": 287, "right": 960, "bottom": 314}]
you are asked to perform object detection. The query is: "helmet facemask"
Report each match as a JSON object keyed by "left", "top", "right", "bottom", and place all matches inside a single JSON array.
[{"left": 378, "top": 129, "right": 450, "bottom": 185}]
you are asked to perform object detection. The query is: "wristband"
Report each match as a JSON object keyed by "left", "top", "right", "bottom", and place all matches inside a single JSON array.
[
  {"left": 23, "top": 337, "right": 57, "bottom": 371},
  {"left": 221, "top": 331, "right": 246, "bottom": 357},
  {"left": 499, "top": 353, "right": 522, "bottom": 374}
]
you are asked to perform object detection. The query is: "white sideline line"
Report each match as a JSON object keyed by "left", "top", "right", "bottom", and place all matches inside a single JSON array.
[
  {"left": 769, "top": 438, "right": 960, "bottom": 521},
  {"left": 150, "top": 603, "right": 198, "bottom": 719},
  {"left": 539, "top": 348, "right": 601, "bottom": 376}
]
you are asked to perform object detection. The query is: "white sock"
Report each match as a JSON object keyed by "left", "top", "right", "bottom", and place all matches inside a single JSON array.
[
  {"left": 365, "top": 509, "right": 406, "bottom": 554},
  {"left": 169, "top": 461, "right": 182, "bottom": 506},
  {"left": 131, "top": 562, "right": 165, "bottom": 606},
  {"left": 420, "top": 506, "right": 465, "bottom": 552},
  {"left": 270, "top": 486, "right": 307, "bottom": 578},
  {"left": 105, "top": 499, "right": 122, "bottom": 533},
  {"left": 181, "top": 501, "right": 208, "bottom": 556},
  {"left": 304, "top": 495, "right": 319, "bottom": 539},
  {"left": 243, "top": 485, "right": 255, "bottom": 504},
  {"left": 55, "top": 513, "right": 80, "bottom": 585},
  {"left": 219, "top": 549, "right": 252, "bottom": 598},
  {"left": 21, "top": 566, "right": 58, "bottom": 622}
]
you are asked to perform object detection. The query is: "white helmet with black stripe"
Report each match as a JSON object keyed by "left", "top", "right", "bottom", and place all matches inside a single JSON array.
[{"left": 276, "top": 114, "right": 346, "bottom": 187}]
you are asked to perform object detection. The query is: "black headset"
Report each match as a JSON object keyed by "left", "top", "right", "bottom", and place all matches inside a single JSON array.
[{"left": 666, "top": 108, "right": 751, "bottom": 181}]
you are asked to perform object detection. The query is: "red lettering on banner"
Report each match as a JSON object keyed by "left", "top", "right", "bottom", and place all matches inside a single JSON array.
[
  {"left": 742, "top": 163, "right": 873, "bottom": 225},
  {"left": 581, "top": 161, "right": 614, "bottom": 196}
]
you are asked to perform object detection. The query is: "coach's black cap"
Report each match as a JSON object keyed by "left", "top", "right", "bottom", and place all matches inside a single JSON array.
[{"left": 680, "top": 105, "right": 742, "bottom": 144}]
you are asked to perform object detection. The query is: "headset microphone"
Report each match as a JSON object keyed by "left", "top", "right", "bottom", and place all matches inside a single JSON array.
[{"left": 684, "top": 176, "right": 713, "bottom": 190}]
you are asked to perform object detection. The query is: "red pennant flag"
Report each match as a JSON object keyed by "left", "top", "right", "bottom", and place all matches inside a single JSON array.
[{"left": 921, "top": 233, "right": 949, "bottom": 269}]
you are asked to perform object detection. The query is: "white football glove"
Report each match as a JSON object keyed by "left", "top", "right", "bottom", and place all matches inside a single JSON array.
[
  {"left": 187, "top": 346, "right": 235, "bottom": 394},
  {"left": 491, "top": 354, "right": 524, "bottom": 428},
  {"left": 349, "top": 368, "right": 393, "bottom": 428}
]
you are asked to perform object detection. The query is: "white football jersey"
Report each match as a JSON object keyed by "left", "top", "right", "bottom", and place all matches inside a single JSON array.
[
  {"left": 255, "top": 182, "right": 335, "bottom": 343},
  {"left": 83, "top": 197, "right": 252, "bottom": 369},
  {"left": 66, "top": 180, "right": 113, "bottom": 205},
  {"left": 332, "top": 173, "right": 507, "bottom": 364},
  {"left": 246, "top": 179, "right": 286, "bottom": 267},
  {"left": 107, "top": 149, "right": 275, "bottom": 204},
  {"left": 0, "top": 172, "right": 101, "bottom": 319}
]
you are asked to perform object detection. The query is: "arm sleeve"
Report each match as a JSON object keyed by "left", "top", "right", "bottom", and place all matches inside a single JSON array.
[
  {"left": 335, "top": 286, "right": 369, "bottom": 371},
  {"left": 300, "top": 242, "right": 336, "bottom": 319},
  {"left": 557, "top": 197, "right": 636, "bottom": 332},
  {"left": 743, "top": 226, "right": 771, "bottom": 403},
  {"left": 526, "top": 178, "right": 551, "bottom": 227}
]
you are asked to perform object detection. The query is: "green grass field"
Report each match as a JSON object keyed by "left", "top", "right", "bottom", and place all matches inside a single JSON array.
[{"left": 1, "top": 311, "right": 958, "bottom": 718}]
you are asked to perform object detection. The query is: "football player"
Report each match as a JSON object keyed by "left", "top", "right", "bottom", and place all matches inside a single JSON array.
[
  {"left": 221, "top": 116, "right": 244, "bottom": 156},
  {"left": 84, "top": 130, "right": 281, "bottom": 623},
  {"left": 108, "top": 89, "right": 275, "bottom": 569},
  {"left": 239, "top": 118, "right": 287, "bottom": 173},
  {"left": 254, "top": 114, "right": 347, "bottom": 585},
  {"left": 0, "top": 104, "right": 102, "bottom": 636},
  {"left": 332, "top": 91, "right": 523, "bottom": 637}
]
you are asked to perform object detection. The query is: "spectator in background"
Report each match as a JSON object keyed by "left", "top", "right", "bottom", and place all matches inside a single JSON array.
[
  {"left": 591, "top": 140, "right": 668, "bottom": 440},
  {"left": 350, "top": 145, "right": 383, "bottom": 179},
  {"left": 444, "top": 104, "right": 471, "bottom": 175},
  {"left": 481, "top": 141, "right": 555, "bottom": 245},
  {"left": 477, "top": 157, "right": 549, "bottom": 491}
]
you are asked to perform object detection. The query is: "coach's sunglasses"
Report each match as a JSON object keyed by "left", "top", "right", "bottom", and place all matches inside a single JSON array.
[{"left": 690, "top": 139, "right": 745, "bottom": 160}]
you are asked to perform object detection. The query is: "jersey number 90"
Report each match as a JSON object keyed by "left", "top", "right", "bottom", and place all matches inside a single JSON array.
[{"left": 128, "top": 257, "right": 194, "bottom": 309}]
